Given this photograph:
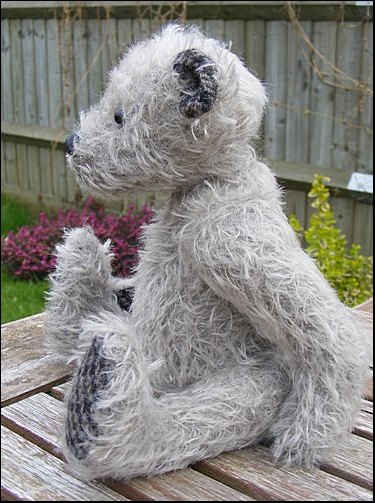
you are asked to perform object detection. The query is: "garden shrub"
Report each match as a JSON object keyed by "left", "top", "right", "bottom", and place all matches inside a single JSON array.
[
  {"left": 1, "top": 198, "right": 154, "bottom": 280},
  {"left": 289, "top": 175, "right": 373, "bottom": 307}
]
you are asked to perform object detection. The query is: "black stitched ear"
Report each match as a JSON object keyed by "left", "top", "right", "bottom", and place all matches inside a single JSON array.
[{"left": 173, "top": 49, "right": 218, "bottom": 118}]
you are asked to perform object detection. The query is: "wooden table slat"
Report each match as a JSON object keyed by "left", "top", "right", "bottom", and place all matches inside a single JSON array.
[
  {"left": 1, "top": 312, "right": 73, "bottom": 406},
  {"left": 321, "top": 434, "right": 373, "bottom": 490},
  {"left": 1, "top": 425, "right": 130, "bottom": 501},
  {"left": 1, "top": 303, "right": 373, "bottom": 501},
  {"left": 361, "top": 399, "right": 373, "bottom": 414},
  {"left": 353, "top": 410, "right": 374, "bottom": 441},
  {"left": 195, "top": 445, "right": 373, "bottom": 501},
  {"left": 1, "top": 393, "right": 253, "bottom": 501}
]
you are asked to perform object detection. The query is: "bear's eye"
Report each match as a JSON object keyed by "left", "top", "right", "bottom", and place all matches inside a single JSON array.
[{"left": 114, "top": 108, "right": 125, "bottom": 128}]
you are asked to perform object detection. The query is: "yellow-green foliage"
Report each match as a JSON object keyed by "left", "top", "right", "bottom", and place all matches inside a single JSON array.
[{"left": 289, "top": 175, "right": 373, "bottom": 307}]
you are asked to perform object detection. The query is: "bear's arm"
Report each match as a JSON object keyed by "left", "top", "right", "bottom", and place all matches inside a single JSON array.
[{"left": 182, "top": 200, "right": 361, "bottom": 360}]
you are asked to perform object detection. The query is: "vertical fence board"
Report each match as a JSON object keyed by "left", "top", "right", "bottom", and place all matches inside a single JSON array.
[
  {"left": 0, "top": 7, "right": 372, "bottom": 256},
  {"left": 73, "top": 19, "right": 89, "bottom": 116},
  {"left": 224, "top": 20, "right": 246, "bottom": 60},
  {"left": 308, "top": 21, "right": 337, "bottom": 167},
  {"left": 188, "top": 18, "right": 204, "bottom": 31},
  {"left": 87, "top": 19, "right": 103, "bottom": 106},
  {"left": 284, "top": 189, "right": 308, "bottom": 229},
  {"left": 1, "top": 139, "right": 6, "bottom": 185},
  {"left": 34, "top": 18, "right": 54, "bottom": 198},
  {"left": 10, "top": 18, "right": 29, "bottom": 191},
  {"left": 132, "top": 18, "right": 151, "bottom": 42},
  {"left": 47, "top": 19, "right": 63, "bottom": 128},
  {"left": 330, "top": 196, "right": 355, "bottom": 244},
  {"left": 245, "top": 20, "right": 266, "bottom": 79},
  {"left": 60, "top": 14, "right": 76, "bottom": 131},
  {"left": 117, "top": 18, "right": 133, "bottom": 57},
  {"left": 34, "top": 19, "right": 49, "bottom": 127},
  {"left": 285, "top": 21, "right": 312, "bottom": 165},
  {"left": 264, "top": 21, "right": 288, "bottom": 160},
  {"left": 51, "top": 148, "right": 67, "bottom": 203},
  {"left": 352, "top": 202, "right": 373, "bottom": 256},
  {"left": 332, "top": 23, "right": 362, "bottom": 171},
  {"left": 358, "top": 22, "right": 373, "bottom": 174},
  {"left": 1, "top": 19, "right": 17, "bottom": 188},
  {"left": 204, "top": 19, "right": 225, "bottom": 40},
  {"left": 101, "top": 17, "right": 118, "bottom": 88},
  {"left": 4, "top": 142, "right": 19, "bottom": 190},
  {"left": 1, "top": 19, "right": 13, "bottom": 122},
  {"left": 21, "top": 18, "right": 41, "bottom": 195}
]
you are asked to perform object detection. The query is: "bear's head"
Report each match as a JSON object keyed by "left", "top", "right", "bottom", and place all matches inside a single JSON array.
[{"left": 66, "top": 24, "right": 268, "bottom": 198}]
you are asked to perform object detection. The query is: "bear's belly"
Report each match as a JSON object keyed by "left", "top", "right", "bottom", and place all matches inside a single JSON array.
[{"left": 130, "top": 260, "right": 264, "bottom": 391}]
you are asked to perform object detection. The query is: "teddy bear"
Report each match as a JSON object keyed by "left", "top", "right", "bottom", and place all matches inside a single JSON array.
[{"left": 45, "top": 24, "right": 369, "bottom": 481}]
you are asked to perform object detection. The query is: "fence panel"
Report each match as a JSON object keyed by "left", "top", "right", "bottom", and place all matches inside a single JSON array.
[{"left": 1, "top": 1, "right": 373, "bottom": 254}]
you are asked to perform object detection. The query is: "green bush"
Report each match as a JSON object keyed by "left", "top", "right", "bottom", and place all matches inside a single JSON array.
[{"left": 289, "top": 174, "right": 373, "bottom": 307}]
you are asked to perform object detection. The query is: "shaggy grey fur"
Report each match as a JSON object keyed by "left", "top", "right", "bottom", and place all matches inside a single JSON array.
[{"left": 45, "top": 24, "right": 370, "bottom": 481}]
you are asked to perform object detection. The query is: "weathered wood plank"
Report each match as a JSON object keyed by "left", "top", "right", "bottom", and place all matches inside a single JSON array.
[
  {"left": 284, "top": 189, "right": 308, "bottom": 229},
  {"left": 132, "top": 17, "right": 151, "bottom": 43},
  {"left": 116, "top": 18, "right": 133, "bottom": 57},
  {"left": 331, "top": 22, "right": 362, "bottom": 171},
  {"left": 204, "top": 19, "right": 225, "bottom": 41},
  {"left": 9, "top": 18, "right": 29, "bottom": 191},
  {"left": 1, "top": 139, "right": 6, "bottom": 185},
  {"left": 353, "top": 409, "right": 373, "bottom": 441},
  {"left": 245, "top": 20, "right": 266, "bottom": 80},
  {"left": 321, "top": 433, "right": 373, "bottom": 490},
  {"left": 330, "top": 196, "right": 355, "bottom": 244},
  {"left": 101, "top": 17, "right": 118, "bottom": 86},
  {"left": 47, "top": 18, "right": 63, "bottom": 128},
  {"left": 34, "top": 19, "right": 49, "bottom": 127},
  {"left": 1, "top": 425, "right": 130, "bottom": 501},
  {"left": 51, "top": 145, "right": 68, "bottom": 203},
  {"left": 21, "top": 18, "right": 41, "bottom": 194},
  {"left": 308, "top": 21, "right": 337, "bottom": 167},
  {"left": 352, "top": 201, "right": 373, "bottom": 256},
  {"left": 1, "top": 1, "right": 372, "bottom": 22},
  {"left": 87, "top": 19, "right": 104, "bottom": 106},
  {"left": 4, "top": 141, "right": 18, "bottom": 188},
  {"left": 285, "top": 21, "right": 312, "bottom": 164},
  {"left": 1, "top": 392, "right": 64, "bottom": 454},
  {"left": 1, "top": 19, "right": 13, "bottom": 123},
  {"left": 195, "top": 444, "right": 373, "bottom": 501},
  {"left": 225, "top": 19, "right": 246, "bottom": 60},
  {"left": 34, "top": 18, "right": 55, "bottom": 198},
  {"left": 358, "top": 22, "right": 373, "bottom": 174},
  {"left": 50, "top": 380, "right": 72, "bottom": 401},
  {"left": 1, "top": 20, "right": 18, "bottom": 189},
  {"left": 361, "top": 399, "right": 373, "bottom": 414},
  {"left": 73, "top": 18, "right": 89, "bottom": 114},
  {"left": 1, "top": 313, "right": 74, "bottom": 406},
  {"left": 363, "top": 368, "right": 373, "bottom": 402},
  {"left": 60, "top": 11, "right": 76, "bottom": 131},
  {"left": 2, "top": 392, "right": 253, "bottom": 501},
  {"left": 264, "top": 20, "right": 288, "bottom": 160},
  {"left": 108, "top": 469, "right": 255, "bottom": 501}
]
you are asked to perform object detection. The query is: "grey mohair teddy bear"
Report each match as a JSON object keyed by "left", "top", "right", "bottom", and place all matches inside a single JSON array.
[{"left": 44, "top": 24, "right": 370, "bottom": 481}]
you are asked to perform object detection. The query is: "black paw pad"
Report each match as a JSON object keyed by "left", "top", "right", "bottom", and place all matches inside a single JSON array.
[{"left": 66, "top": 336, "right": 112, "bottom": 460}]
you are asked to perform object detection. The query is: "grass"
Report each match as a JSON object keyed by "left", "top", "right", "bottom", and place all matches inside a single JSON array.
[{"left": 1, "top": 194, "right": 48, "bottom": 324}]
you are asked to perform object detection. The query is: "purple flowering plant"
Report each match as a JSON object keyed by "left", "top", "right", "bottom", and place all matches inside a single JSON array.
[{"left": 1, "top": 198, "right": 154, "bottom": 280}]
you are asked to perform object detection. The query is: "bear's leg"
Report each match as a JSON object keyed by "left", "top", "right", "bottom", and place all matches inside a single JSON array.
[
  {"left": 44, "top": 227, "right": 131, "bottom": 361},
  {"left": 63, "top": 312, "right": 289, "bottom": 481}
]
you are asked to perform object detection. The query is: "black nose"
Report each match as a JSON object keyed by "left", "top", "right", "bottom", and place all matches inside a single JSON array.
[{"left": 65, "top": 133, "right": 79, "bottom": 155}]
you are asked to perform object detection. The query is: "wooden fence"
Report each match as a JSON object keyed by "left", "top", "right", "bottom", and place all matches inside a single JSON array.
[{"left": 1, "top": 1, "right": 373, "bottom": 254}]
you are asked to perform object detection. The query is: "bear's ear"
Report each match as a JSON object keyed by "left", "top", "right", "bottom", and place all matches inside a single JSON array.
[{"left": 173, "top": 49, "right": 218, "bottom": 118}]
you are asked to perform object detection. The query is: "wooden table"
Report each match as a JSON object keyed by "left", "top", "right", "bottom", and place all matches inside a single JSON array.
[{"left": 1, "top": 301, "right": 373, "bottom": 501}]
